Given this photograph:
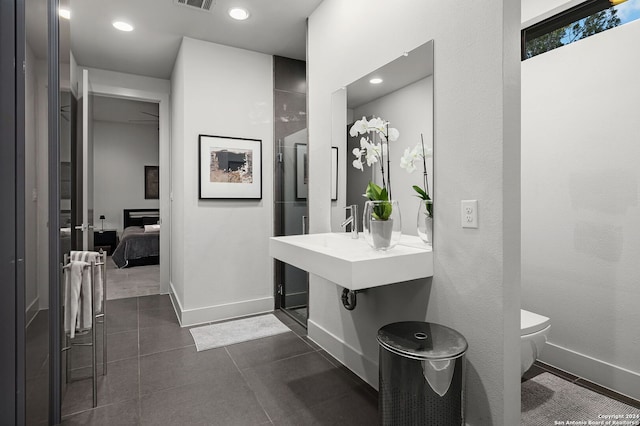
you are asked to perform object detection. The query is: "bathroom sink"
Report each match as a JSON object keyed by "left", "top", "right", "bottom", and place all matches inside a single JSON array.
[{"left": 269, "top": 233, "right": 433, "bottom": 291}]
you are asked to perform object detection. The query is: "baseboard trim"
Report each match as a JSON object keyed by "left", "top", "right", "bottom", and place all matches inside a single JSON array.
[
  {"left": 177, "top": 295, "right": 274, "bottom": 327},
  {"left": 541, "top": 341, "right": 640, "bottom": 400},
  {"left": 168, "top": 282, "right": 184, "bottom": 327},
  {"left": 307, "top": 319, "right": 379, "bottom": 390},
  {"left": 25, "top": 296, "right": 40, "bottom": 328}
]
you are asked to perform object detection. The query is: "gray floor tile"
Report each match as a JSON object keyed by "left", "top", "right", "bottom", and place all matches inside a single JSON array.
[
  {"left": 62, "top": 357, "right": 139, "bottom": 416},
  {"left": 107, "top": 308, "right": 138, "bottom": 335},
  {"left": 226, "top": 332, "right": 315, "bottom": 370},
  {"left": 139, "top": 323, "right": 195, "bottom": 356},
  {"left": 71, "top": 329, "right": 138, "bottom": 369},
  {"left": 140, "top": 374, "right": 269, "bottom": 426},
  {"left": 242, "top": 351, "right": 362, "bottom": 420},
  {"left": 139, "top": 345, "right": 238, "bottom": 395},
  {"left": 273, "top": 310, "right": 308, "bottom": 337},
  {"left": 272, "top": 384, "right": 378, "bottom": 425},
  {"left": 138, "top": 307, "right": 179, "bottom": 329},
  {"left": 138, "top": 294, "right": 172, "bottom": 311},
  {"left": 316, "top": 349, "right": 371, "bottom": 389},
  {"left": 106, "top": 298, "right": 138, "bottom": 314},
  {"left": 62, "top": 398, "right": 140, "bottom": 426}
]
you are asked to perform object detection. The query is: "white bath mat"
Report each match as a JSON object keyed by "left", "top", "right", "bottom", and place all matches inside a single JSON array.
[{"left": 189, "top": 314, "right": 291, "bottom": 352}]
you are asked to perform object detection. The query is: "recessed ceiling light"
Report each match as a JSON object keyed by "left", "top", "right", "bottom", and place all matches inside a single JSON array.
[
  {"left": 112, "top": 21, "right": 134, "bottom": 32},
  {"left": 229, "top": 7, "right": 249, "bottom": 20},
  {"left": 59, "top": 8, "right": 71, "bottom": 20},
  {"left": 369, "top": 78, "right": 383, "bottom": 84}
]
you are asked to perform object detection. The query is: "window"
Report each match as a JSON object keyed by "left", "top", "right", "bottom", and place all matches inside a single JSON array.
[{"left": 522, "top": 0, "right": 640, "bottom": 60}]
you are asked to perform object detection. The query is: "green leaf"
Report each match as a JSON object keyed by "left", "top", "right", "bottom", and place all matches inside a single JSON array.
[
  {"left": 365, "top": 182, "right": 389, "bottom": 202},
  {"left": 412, "top": 185, "right": 430, "bottom": 200}
]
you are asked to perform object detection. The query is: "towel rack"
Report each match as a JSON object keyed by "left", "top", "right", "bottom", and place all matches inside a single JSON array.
[{"left": 62, "top": 249, "right": 108, "bottom": 408}]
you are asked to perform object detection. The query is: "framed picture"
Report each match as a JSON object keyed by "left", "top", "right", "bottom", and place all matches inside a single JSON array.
[
  {"left": 295, "top": 143, "right": 308, "bottom": 200},
  {"left": 199, "top": 135, "right": 262, "bottom": 199},
  {"left": 331, "top": 147, "right": 338, "bottom": 201},
  {"left": 145, "top": 166, "right": 159, "bottom": 199}
]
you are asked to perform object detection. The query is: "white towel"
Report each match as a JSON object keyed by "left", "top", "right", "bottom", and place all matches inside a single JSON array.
[
  {"left": 70, "top": 251, "right": 104, "bottom": 314},
  {"left": 63, "top": 260, "right": 90, "bottom": 338}
]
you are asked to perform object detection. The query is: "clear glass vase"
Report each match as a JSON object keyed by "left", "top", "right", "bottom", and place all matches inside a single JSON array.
[
  {"left": 417, "top": 199, "right": 433, "bottom": 246},
  {"left": 363, "top": 200, "right": 402, "bottom": 251}
]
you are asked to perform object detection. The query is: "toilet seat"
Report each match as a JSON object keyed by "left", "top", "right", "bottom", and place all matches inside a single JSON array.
[{"left": 521, "top": 309, "right": 550, "bottom": 336}]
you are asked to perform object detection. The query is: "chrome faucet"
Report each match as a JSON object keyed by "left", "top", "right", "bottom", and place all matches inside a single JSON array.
[{"left": 341, "top": 204, "right": 359, "bottom": 239}]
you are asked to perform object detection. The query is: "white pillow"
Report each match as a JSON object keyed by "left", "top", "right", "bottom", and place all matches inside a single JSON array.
[{"left": 144, "top": 224, "right": 160, "bottom": 233}]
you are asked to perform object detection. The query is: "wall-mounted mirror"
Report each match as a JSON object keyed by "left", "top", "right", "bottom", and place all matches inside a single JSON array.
[{"left": 332, "top": 40, "right": 434, "bottom": 238}]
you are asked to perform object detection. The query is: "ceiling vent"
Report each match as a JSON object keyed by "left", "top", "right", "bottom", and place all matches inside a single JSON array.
[{"left": 174, "top": 0, "right": 215, "bottom": 12}]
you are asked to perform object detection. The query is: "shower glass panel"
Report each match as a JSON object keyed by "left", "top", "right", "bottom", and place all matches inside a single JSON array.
[
  {"left": 24, "top": 0, "right": 51, "bottom": 422},
  {"left": 274, "top": 56, "right": 308, "bottom": 326}
]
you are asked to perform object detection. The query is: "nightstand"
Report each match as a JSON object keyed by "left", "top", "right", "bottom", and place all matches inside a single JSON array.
[{"left": 93, "top": 230, "right": 118, "bottom": 255}]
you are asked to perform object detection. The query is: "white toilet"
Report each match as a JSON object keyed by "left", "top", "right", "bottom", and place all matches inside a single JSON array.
[{"left": 520, "top": 309, "right": 551, "bottom": 376}]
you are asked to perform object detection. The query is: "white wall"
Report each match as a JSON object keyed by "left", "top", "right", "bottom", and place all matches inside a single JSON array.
[
  {"left": 307, "top": 1, "right": 521, "bottom": 425},
  {"left": 521, "top": 20, "right": 640, "bottom": 400},
  {"left": 522, "top": 0, "right": 581, "bottom": 27},
  {"left": 170, "top": 37, "right": 274, "bottom": 325},
  {"left": 350, "top": 77, "right": 433, "bottom": 235},
  {"left": 170, "top": 45, "right": 186, "bottom": 305},
  {"left": 93, "top": 122, "right": 159, "bottom": 234}
]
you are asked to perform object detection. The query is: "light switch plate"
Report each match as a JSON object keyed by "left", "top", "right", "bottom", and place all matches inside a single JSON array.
[{"left": 461, "top": 200, "right": 478, "bottom": 228}]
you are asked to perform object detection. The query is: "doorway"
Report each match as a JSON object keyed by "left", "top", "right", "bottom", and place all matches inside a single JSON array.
[{"left": 92, "top": 96, "right": 161, "bottom": 299}]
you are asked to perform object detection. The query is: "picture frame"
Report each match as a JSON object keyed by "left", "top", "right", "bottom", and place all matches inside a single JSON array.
[
  {"left": 144, "top": 166, "right": 159, "bottom": 200},
  {"left": 295, "top": 143, "right": 308, "bottom": 200},
  {"left": 331, "top": 147, "right": 338, "bottom": 201},
  {"left": 199, "top": 135, "right": 262, "bottom": 200}
]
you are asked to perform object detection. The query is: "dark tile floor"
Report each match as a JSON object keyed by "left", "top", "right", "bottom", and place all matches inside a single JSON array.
[
  {"left": 61, "top": 295, "right": 379, "bottom": 425},
  {"left": 522, "top": 361, "right": 640, "bottom": 410}
]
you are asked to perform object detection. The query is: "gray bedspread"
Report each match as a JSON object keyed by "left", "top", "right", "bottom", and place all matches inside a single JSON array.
[{"left": 112, "top": 226, "right": 160, "bottom": 268}]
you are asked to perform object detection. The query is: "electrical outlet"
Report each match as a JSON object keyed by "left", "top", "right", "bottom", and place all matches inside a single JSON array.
[{"left": 461, "top": 200, "right": 478, "bottom": 228}]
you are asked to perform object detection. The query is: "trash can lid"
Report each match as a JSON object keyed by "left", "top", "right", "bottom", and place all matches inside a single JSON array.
[{"left": 377, "top": 321, "right": 468, "bottom": 360}]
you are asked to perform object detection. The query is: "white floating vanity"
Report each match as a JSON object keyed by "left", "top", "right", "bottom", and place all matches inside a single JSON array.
[{"left": 269, "top": 233, "right": 433, "bottom": 291}]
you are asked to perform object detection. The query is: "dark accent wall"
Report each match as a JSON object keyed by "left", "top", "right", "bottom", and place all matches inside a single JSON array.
[
  {"left": 0, "top": 0, "right": 25, "bottom": 424},
  {"left": 273, "top": 56, "right": 308, "bottom": 311}
]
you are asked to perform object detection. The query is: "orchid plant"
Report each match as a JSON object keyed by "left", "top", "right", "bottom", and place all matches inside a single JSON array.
[
  {"left": 400, "top": 134, "right": 433, "bottom": 216},
  {"left": 350, "top": 116, "right": 399, "bottom": 220}
]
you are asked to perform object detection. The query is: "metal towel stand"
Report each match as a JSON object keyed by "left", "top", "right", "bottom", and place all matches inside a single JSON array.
[{"left": 62, "top": 250, "right": 107, "bottom": 408}]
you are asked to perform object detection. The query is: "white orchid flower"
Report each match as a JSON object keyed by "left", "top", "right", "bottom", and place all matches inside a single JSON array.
[
  {"left": 400, "top": 146, "right": 419, "bottom": 173},
  {"left": 352, "top": 145, "right": 366, "bottom": 171},
  {"left": 367, "top": 117, "right": 385, "bottom": 133},
  {"left": 365, "top": 142, "right": 382, "bottom": 166},
  {"left": 349, "top": 117, "right": 369, "bottom": 137},
  {"left": 387, "top": 127, "right": 400, "bottom": 142}
]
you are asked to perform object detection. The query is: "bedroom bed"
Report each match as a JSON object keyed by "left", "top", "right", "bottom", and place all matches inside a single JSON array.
[{"left": 111, "top": 209, "right": 160, "bottom": 268}]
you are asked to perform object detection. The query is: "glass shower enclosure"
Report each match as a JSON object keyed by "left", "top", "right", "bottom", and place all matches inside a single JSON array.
[{"left": 274, "top": 56, "right": 308, "bottom": 326}]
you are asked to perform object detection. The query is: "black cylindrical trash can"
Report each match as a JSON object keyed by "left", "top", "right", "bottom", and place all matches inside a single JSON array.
[{"left": 377, "top": 322, "right": 468, "bottom": 426}]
